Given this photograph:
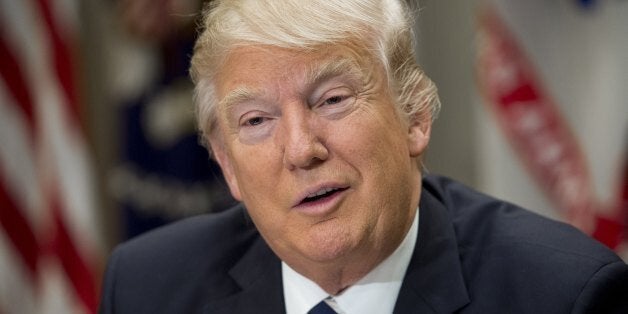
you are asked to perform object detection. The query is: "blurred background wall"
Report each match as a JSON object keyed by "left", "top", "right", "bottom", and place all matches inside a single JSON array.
[{"left": 1, "top": 0, "right": 626, "bottom": 313}]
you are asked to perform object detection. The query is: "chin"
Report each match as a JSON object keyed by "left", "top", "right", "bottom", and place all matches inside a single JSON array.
[{"left": 302, "top": 224, "right": 357, "bottom": 263}]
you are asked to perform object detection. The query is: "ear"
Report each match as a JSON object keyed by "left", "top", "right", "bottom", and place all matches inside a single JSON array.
[
  {"left": 209, "top": 137, "right": 243, "bottom": 201},
  {"left": 407, "top": 113, "right": 431, "bottom": 158}
]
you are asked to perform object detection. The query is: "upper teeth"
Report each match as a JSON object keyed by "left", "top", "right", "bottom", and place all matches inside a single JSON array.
[{"left": 307, "top": 187, "right": 336, "bottom": 198}]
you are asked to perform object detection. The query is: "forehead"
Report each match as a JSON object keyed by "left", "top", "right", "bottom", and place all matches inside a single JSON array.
[{"left": 214, "top": 44, "right": 378, "bottom": 101}]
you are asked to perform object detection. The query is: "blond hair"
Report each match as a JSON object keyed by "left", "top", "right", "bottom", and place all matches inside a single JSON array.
[{"left": 190, "top": 0, "right": 440, "bottom": 147}]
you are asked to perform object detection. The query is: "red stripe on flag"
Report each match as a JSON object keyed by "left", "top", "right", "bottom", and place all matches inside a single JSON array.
[
  {"left": 593, "top": 217, "right": 624, "bottom": 249},
  {"left": 593, "top": 151, "right": 628, "bottom": 248},
  {"left": 0, "top": 179, "right": 40, "bottom": 278},
  {"left": 500, "top": 84, "right": 537, "bottom": 105},
  {"left": 48, "top": 197, "right": 98, "bottom": 314},
  {"left": 476, "top": 8, "right": 627, "bottom": 250},
  {"left": 594, "top": 153, "right": 628, "bottom": 249},
  {"left": 477, "top": 9, "right": 596, "bottom": 231},
  {"left": 0, "top": 34, "right": 36, "bottom": 133},
  {"left": 33, "top": 0, "right": 82, "bottom": 130}
]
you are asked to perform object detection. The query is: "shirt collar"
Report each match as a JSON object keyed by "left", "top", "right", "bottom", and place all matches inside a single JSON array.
[{"left": 282, "top": 208, "right": 419, "bottom": 314}]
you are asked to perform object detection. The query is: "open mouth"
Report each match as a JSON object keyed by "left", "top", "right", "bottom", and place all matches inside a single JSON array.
[{"left": 300, "top": 187, "right": 348, "bottom": 205}]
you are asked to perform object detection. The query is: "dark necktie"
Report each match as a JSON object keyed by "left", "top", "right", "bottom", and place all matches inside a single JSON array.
[{"left": 308, "top": 299, "right": 338, "bottom": 314}]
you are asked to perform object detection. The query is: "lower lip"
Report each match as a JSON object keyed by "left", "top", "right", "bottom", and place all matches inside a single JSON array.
[{"left": 293, "top": 189, "right": 347, "bottom": 216}]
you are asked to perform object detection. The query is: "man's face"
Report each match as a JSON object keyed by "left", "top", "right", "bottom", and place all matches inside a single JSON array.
[{"left": 210, "top": 44, "right": 430, "bottom": 271}]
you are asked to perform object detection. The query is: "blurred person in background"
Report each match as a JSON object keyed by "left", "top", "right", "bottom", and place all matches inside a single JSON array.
[{"left": 110, "top": 0, "right": 235, "bottom": 240}]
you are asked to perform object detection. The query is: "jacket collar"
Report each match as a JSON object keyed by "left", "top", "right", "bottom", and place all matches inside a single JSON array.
[
  {"left": 394, "top": 185, "right": 470, "bottom": 313},
  {"left": 204, "top": 212, "right": 285, "bottom": 314},
  {"left": 206, "top": 184, "right": 470, "bottom": 313}
]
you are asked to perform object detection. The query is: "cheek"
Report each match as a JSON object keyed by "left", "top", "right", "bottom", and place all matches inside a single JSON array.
[
  {"left": 336, "top": 114, "right": 409, "bottom": 169},
  {"left": 230, "top": 146, "right": 281, "bottom": 201},
  {"left": 335, "top": 110, "right": 413, "bottom": 200}
]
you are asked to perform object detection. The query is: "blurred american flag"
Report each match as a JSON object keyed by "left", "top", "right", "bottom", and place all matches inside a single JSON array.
[{"left": 0, "top": 0, "right": 102, "bottom": 313}]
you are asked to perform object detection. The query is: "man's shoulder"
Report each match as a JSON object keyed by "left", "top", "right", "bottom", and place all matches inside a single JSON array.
[
  {"left": 422, "top": 174, "right": 617, "bottom": 263},
  {"left": 100, "top": 204, "right": 266, "bottom": 312},
  {"left": 106, "top": 205, "right": 259, "bottom": 284},
  {"left": 421, "top": 175, "right": 628, "bottom": 313}
]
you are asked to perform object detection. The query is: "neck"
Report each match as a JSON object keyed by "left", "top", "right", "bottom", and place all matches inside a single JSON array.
[{"left": 306, "top": 258, "right": 379, "bottom": 295}]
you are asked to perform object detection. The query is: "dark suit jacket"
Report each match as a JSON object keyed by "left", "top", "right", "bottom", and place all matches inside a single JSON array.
[{"left": 99, "top": 175, "right": 628, "bottom": 313}]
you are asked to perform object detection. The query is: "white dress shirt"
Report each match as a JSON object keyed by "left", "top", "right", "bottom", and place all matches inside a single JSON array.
[{"left": 282, "top": 209, "right": 419, "bottom": 314}]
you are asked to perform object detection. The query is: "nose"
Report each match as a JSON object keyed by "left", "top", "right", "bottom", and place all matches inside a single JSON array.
[{"left": 280, "top": 107, "right": 329, "bottom": 170}]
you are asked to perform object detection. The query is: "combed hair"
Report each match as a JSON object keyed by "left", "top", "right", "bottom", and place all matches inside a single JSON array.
[{"left": 190, "top": 0, "right": 440, "bottom": 148}]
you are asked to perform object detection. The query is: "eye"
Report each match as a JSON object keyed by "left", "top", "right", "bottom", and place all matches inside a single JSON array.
[
  {"left": 310, "top": 85, "right": 357, "bottom": 119},
  {"left": 246, "top": 116, "right": 265, "bottom": 126},
  {"left": 324, "top": 95, "right": 344, "bottom": 105},
  {"left": 236, "top": 111, "right": 275, "bottom": 144},
  {"left": 239, "top": 112, "right": 269, "bottom": 128}
]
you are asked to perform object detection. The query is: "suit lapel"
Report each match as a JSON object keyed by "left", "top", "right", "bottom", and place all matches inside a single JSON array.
[
  {"left": 394, "top": 187, "right": 470, "bottom": 313},
  {"left": 203, "top": 185, "right": 469, "bottom": 314},
  {"left": 204, "top": 234, "right": 285, "bottom": 314}
]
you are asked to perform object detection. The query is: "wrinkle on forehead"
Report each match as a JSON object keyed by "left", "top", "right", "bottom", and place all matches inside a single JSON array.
[
  {"left": 215, "top": 45, "right": 382, "bottom": 116},
  {"left": 221, "top": 57, "right": 368, "bottom": 100}
]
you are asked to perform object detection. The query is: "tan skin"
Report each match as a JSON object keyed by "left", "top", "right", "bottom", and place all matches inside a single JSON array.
[{"left": 209, "top": 44, "right": 431, "bottom": 295}]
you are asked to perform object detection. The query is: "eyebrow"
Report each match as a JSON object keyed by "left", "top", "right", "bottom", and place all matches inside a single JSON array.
[
  {"left": 305, "top": 57, "right": 365, "bottom": 87},
  {"left": 218, "top": 87, "right": 261, "bottom": 113}
]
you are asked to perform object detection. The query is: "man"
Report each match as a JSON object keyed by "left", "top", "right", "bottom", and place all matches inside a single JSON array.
[{"left": 99, "top": 0, "right": 628, "bottom": 313}]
